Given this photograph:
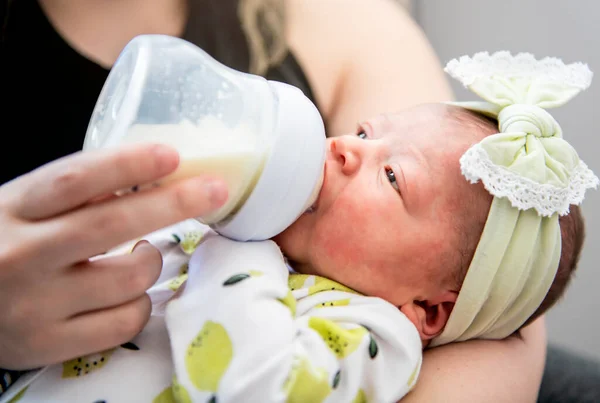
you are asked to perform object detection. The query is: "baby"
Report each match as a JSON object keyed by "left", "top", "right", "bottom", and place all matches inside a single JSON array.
[{"left": 2, "top": 52, "right": 597, "bottom": 403}]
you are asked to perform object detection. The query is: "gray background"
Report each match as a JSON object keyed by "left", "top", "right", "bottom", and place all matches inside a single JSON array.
[{"left": 406, "top": 0, "right": 599, "bottom": 359}]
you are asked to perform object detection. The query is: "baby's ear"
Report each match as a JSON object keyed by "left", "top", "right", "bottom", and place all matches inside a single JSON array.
[{"left": 400, "top": 291, "right": 457, "bottom": 340}]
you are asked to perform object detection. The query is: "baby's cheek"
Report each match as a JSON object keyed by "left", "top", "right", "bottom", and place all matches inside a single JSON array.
[
  {"left": 316, "top": 201, "right": 376, "bottom": 268},
  {"left": 321, "top": 228, "right": 365, "bottom": 264}
]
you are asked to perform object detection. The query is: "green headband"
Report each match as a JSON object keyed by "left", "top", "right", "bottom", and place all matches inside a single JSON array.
[{"left": 432, "top": 52, "right": 599, "bottom": 346}]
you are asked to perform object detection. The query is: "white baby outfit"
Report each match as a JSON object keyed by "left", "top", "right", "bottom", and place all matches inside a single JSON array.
[{"left": 1, "top": 220, "right": 421, "bottom": 403}]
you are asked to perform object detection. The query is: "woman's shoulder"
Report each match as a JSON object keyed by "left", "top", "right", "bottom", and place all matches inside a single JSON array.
[
  {"left": 285, "top": 1, "right": 408, "bottom": 110},
  {"left": 285, "top": 0, "right": 451, "bottom": 134}
]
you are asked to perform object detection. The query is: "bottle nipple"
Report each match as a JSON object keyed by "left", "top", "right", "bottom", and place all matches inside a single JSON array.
[{"left": 303, "top": 167, "right": 324, "bottom": 213}]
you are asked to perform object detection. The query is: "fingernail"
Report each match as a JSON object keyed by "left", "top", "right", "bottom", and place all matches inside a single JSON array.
[
  {"left": 132, "top": 240, "right": 149, "bottom": 252},
  {"left": 204, "top": 179, "right": 228, "bottom": 207}
]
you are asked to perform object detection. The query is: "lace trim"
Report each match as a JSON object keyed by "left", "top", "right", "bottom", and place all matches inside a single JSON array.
[
  {"left": 445, "top": 51, "right": 593, "bottom": 90},
  {"left": 460, "top": 145, "right": 599, "bottom": 216}
]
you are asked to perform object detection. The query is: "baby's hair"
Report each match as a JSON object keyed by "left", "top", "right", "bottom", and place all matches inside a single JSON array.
[
  {"left": 447, "top": 106, "right": 586, "bottom": 331},
  {"left": 444, "top": 106, "right": 495, "bottom": 288}
]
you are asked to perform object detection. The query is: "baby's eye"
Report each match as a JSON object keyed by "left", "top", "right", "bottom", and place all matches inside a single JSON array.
[
  {"left": 385, "top": 166, "right": 400, "bottom": 192},
  {"left": 357, "top": 131, "right": 368, "bottom": 139}
]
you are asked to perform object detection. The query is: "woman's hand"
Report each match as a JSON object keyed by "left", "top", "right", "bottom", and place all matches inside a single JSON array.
[{"left": 0, "top": 144, "right": 227, "bottom": 370}]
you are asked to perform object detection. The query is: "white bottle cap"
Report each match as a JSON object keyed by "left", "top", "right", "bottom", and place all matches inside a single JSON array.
[{"left": 213, "top": 81, "right": 326, "bottom": 241}]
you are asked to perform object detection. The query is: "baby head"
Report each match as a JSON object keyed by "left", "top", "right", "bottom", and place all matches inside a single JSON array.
[{"left": 274, "top": 102, "right": 586, "bottom": 345}]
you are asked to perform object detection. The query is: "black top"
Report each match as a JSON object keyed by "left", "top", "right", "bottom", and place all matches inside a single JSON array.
[{"left": 1, "top": 0, "right": 318, "bottom": 185}]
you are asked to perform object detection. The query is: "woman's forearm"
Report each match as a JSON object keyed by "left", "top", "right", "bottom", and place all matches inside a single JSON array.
[{"left": 401, "top": 317, "right": 547, "bottom": 403}]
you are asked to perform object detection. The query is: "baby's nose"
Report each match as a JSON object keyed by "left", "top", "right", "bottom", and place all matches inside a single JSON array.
[{"left": 330, "top": 135, "right": 363, "bottom": 176}]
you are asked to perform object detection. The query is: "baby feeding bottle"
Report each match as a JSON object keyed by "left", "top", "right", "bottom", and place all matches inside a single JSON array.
[{"left": 83, "top": 34, "right": 325, "bottom": 241}]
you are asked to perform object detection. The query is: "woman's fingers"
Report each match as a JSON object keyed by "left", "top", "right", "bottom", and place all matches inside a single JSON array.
[
  {"left": 9, "top": 294, "right": 154, "bottom": 370},
  {"left": 27, "top": 176, "right": 226, "bottom": 271},
  {"left": 43, "top": 175, "right": 227, "bottom": 267},
  {"left": 51, "top": 241, "right": 163, "bottom": 317},
  {"left": 62, "top": 295, "right": 153, "bottom": 364},
  {"left": 6, "top": 143, "right": 180, "bottom": 221}
]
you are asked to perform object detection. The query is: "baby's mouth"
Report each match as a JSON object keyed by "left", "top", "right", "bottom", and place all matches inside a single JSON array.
[
  {"left": 305, "top": 162, "right": 327, "bottom": 214},
  {"left": 305, "top": 193, "right": 319, "bottom": 214}
]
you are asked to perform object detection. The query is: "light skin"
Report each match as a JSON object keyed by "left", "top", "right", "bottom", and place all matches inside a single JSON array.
[
  {"left": 275, "top": 104, "right": 491, "bottom": 343},
  {"left": 0, "top": 144, "right": 228, "bottom": 369},
  {"left": 4, "top": 0, "right": 546, "bottom": 400}
]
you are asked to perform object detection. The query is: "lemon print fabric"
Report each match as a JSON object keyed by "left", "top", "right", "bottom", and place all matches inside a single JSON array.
[
  {"left": 7, "top": 386, "right": 28, "bottom": 403},
  {"left": 172, "top": 229, "right": 206, "bottom": 255},
  {"left": 168, "top": 263, "right": 189, "bottom": 292},
  {"left": 289, "top": 275, "right": 359, "bottom": 311},
  {"left": 308, "top": 277, "right": 358, "bottom": 295},
  {"left": 61, "top": 341, "right": 140, "bottom": 378},
  {"left": 288, "top": 274, "right": 310, "bottom": 291},
  {"left": 172, "top": 376, "right": 193, "bottom": 403},
  {"left": 61, "top": 349, "right": 115, "bottom": 378},
  {"left": 185, "top": 320, "right": 233, "bottom": 399},
  {"left": 308, "top": 317, "right": 368, "bottom": 359},
  {"left": 152, "top": 378, "right": 192, "bottom": 403},
  {"left": 222, "top": 270, "right": 295, "bottom": 315},
  {"left": 288, "top": 275, "right": 358, "bottom": 295},
  {"left": 351, "top": 388, "right": 367, "bottom": 403},
  {"left": 153, "top": 386, "right": 177, "bottom": 403},
  {"left": 283, "top": 357, "right": 332, "bottom": 403},
  {"left": 315, "top": 298, "right": 351, "bottom": 308},
  {"left": 222, "top": 270, "right": 263, "bottom": 286},
  {"left": 278, "top": 290, "right": 297, "bottom": 316}
]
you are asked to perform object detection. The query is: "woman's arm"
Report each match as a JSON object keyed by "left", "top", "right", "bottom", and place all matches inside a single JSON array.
[
  {"left": 286, "top": 0, "right": 454, "bottom": 136},
  {"left": 402, "top": 317, "right": 547, "bottom": 403}
]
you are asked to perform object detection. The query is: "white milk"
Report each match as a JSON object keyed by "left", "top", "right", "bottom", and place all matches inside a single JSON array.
[{"left": 123, "top": 117, "right": 265, "bottom": 223}]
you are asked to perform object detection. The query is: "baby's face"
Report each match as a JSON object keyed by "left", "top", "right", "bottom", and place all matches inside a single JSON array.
[{"left": 274, "top": 104, "right": 490, "bottom": 306}]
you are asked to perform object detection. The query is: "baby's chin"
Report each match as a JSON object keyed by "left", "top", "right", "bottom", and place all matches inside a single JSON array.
[
  {"left": 272, "top": 222, "right": 316, "bottom": 275},
  {"left": 272, "top": 212, "right": 311, "bottom": 258},
  {"left": 271, "top": 232, "right": 286, "bottom": 251},
  {"left": 271, "top": 228, "right": 295, "bottom": 260}
]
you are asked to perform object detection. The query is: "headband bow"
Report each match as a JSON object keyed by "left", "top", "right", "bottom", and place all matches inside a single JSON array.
[
  {"left": 432, "top": 51, "right": 598, "bottom": 346},
  {"left": 498, "top": 104, "right": 558, "bottom": 138}
]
